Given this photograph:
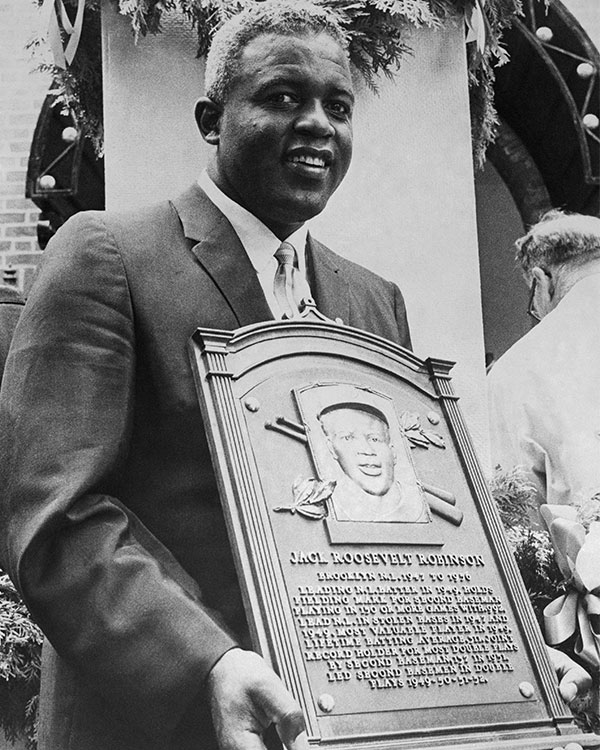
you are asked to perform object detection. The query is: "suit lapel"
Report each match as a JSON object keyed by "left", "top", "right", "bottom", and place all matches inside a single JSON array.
[
  {"left": 172, "top": 184, "right": 273, "bottom": 327},
  {"left": 307, "top": 234, "right": 351, "bottom": 325}
]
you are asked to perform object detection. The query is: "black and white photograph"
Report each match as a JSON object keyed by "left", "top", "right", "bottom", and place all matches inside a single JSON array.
[{"left": 0, "top": 0, "right": 599, "bottom": 748}]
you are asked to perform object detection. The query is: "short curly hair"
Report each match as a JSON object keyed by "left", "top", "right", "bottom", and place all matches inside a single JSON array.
[
  {"left": 515, "top": 209, "right": 600, "bottom": 273},
  {"left": 204, "top": 0, "right": 349, "bottom": 105}
]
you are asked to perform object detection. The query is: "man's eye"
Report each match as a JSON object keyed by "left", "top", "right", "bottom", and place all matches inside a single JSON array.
[
  {"left": 327, "top": 101, "right": 351, "bottom": 117},
  {"left": 268, "top": 92, "right": 296, "bottom": 104}
]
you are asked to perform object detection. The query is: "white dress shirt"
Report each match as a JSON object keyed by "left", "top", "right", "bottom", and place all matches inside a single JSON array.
[
  {"left": 198, "top": 172, "right": 312, "bottom": 318},
  {"left": 488, "top": 273, "right": 600, "bottom": 508}
]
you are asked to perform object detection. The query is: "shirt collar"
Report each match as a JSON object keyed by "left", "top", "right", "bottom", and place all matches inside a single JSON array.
[{"left": 198, "top": 171, "right": 309, "bottom": 275}]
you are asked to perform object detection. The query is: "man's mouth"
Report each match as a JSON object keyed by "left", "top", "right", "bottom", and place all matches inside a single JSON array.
[
  {"left": 358, "top": 463, "right": 382, "bottom": 476},
  {"left": 285, "top": 148, "right": 333, "bottom": 175},
  {"left": 288, "top": 154, "right": 327, "bottom": 168}
]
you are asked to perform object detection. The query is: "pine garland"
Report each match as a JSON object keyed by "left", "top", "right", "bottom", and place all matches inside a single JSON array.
[
  {"left": 491, "top": 467, "right": 600, "bottom": 624},
  {"left": 490, "top": 466, "right": 566, "bottom": 624},
  {"left": 0, "top": 573, "right": 43, "bottom": 749},
  {"left": 30, "top": 0, "right": 522, "bottom": 162}
]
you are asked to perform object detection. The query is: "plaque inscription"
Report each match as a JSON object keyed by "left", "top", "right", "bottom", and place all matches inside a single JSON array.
[{"left": 290, "top": 560, "right": 517, "bottom": 694}]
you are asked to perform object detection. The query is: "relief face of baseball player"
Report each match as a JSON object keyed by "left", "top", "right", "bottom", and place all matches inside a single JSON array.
[{"left": 318, "top": 403, "right": 429, "bottom": 523}]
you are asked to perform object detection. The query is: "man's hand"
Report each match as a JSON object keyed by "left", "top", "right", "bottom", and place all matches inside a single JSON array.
[
  {"left": 547, "top": 645, "right": 592, "bottom": 703},
  {"left": 207, "top": 648, "right": 309, "bottom": 750}
]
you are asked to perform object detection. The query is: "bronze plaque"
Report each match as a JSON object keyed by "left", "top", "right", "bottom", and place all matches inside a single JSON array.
[{"left": 190, "top": 310, "right": 599, "bottom": 749}]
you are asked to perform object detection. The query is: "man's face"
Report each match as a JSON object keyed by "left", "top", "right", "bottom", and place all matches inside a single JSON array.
[
  {"left": 322, "top": 409, "right": 396, "bottom": 496},
  {"left": 209, "top": 32, "right": 354, "bottom": 238}
]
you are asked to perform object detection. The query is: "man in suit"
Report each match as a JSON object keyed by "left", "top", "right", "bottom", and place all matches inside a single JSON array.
[
  {"left": 0, "top": 284, "right": 24, "bottom": 381},
  {"left": 0, "top": 4, "right": 411, "bottom": 750}
]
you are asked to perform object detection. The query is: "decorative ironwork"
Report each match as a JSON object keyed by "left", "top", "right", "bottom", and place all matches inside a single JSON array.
[
  {"left": 26, "top": 91, "right": 104, "bottom": 247},
  {"left": 518, "top": 0, "right": 600, "bottom": 185}
]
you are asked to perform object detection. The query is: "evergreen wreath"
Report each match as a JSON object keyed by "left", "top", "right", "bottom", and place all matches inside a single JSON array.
[
  {"left": 491, "top": 466, "right": 600, "bottom": 734},
  {"left": 490, "top": 466, "right": 566, "bottom": 623},
  {"left": 30, "top": 0, "right": 523, "bottom": 164},
  {"left": 0, "top": 573, "right": 43, "bottom": 749}
]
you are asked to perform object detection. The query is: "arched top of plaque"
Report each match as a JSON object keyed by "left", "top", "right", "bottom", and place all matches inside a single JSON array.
[{"left": 191, "top": 297, "right": 454, "bottom": 403}]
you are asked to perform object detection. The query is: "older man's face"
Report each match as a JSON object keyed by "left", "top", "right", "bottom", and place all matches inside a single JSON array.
[
  {"left": 322, "top": 409, "right": 396, "bottom": 496},
  {"left": 211, "top": 31, "right": 354, "bottom": 238}
]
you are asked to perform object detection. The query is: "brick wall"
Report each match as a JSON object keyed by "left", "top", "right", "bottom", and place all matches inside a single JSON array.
[{"left": 0, "top": 0, "right": 51, "bottom": 297}]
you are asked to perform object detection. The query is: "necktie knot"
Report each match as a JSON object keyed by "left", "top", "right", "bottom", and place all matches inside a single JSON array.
[
  {"left": 274, "top": 241, "right": 296, "bottom": 267},
  {"left": 273, "top": 241, "right": 306, "bottom": 318}
]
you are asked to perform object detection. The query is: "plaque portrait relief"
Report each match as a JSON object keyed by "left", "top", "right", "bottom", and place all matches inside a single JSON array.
[{"left": 295, "top": 384, "right": 431, "bottom": 525}]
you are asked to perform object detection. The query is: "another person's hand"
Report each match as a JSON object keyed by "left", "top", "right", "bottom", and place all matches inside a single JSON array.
[
  {"left": 547, "top": 645, "right": 592, "bottom": 703},
  {"left": 207, "top": 648, "right": 309, "bottom": 750}
]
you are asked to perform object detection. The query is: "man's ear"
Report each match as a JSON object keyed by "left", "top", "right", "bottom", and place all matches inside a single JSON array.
[
  {"left": 531, "top": 265, "right": 556, "bottom": 317},
  {"left": 531, "top": 265, "right": 554, "bottom": 298},
  {"left": 195, "top": 97, "right": 222, "bottom": 145}
]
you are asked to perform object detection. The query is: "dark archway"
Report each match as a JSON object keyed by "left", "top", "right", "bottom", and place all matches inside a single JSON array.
[
  {"left": 476, "top": 0, "right": 599, "bottom": 363},
  {"left": 26, "top": 93, "right": 105, "bottom": 249},
  {"left": 493, "top": 0, "right": 599, "bottom": 217},
  {"left": 486, "top": 119, "right": 553, "bottom": 227}
]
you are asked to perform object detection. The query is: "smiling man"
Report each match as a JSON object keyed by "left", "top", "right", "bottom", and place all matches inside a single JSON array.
[
  {"left": 196, "top": 19, "right": 354, "bottom": 238},
  {"left": 319, "top": 403, "right": 429, "bottom": 523},
  {"left": 0, "top": 3, "right": 412, "bottom": 750},
  {"left": 323, "top": 405, "right": 396, "bottom": 496}
]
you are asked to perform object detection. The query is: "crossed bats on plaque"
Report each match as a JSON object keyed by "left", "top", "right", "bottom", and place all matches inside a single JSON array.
[{"left": 266, "top": 405, "right": 463, "bottom": 528}]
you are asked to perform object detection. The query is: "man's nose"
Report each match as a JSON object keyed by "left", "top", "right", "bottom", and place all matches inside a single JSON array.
[
  {"left": 294, "top": 100, "right": 335, "bottom": 137},
  {"left": 356, "top": 438, "right": 376, "bottom": 454}
]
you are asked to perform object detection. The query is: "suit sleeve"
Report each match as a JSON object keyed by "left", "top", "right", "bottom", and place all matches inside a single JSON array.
[
  {"left": 0, "top": 294, "right": 24, "bottom": 383},
  {"left": 0, "top": 212, "right": 236, "bottom": 738}
]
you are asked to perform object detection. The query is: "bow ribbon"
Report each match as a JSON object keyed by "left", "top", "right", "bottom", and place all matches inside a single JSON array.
[
  {"left": 465, "top": 0, "right": 487, "bottom": 54},
  {"left": 541, "top": 504, "right": 600, "bottom": 670},
  {"left": 40, "top": 0, "right": 85, "bottom": 68}
]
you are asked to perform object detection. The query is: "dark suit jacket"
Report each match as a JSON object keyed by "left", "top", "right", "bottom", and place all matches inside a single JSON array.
[
  {"left": 0, "top": 284, "right": 24, "bottom": 383},
  {"left": 0, "top": 184, "right": 410, "bottom": 750}
]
